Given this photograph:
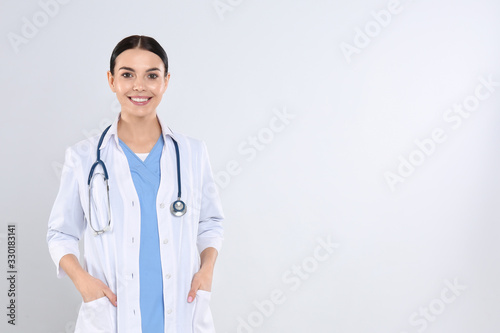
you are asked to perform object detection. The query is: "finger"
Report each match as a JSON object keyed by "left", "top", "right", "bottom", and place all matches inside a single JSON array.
[{"left": 104, "top": 288, "right": 118, "bottom": 307}]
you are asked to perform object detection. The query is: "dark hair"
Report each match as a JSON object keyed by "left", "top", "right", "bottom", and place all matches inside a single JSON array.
[{"left": 109, "top": 35, "right": 168, "bottom": 76}]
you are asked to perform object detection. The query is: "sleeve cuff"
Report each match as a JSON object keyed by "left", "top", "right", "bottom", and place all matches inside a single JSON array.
[
  {"left": 48, "top": 241, "right": 80, "bottom": 279},
  {"left": 197, "top": 237, "right": 223, "bottom": 256}
]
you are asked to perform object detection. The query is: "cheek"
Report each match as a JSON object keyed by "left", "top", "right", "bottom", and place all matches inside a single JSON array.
[
  {"left": 114, "top": 80, "right": 132, "bottom": 93},
  {"left": 116, "top": 87, "right": 127, "bottom": 97},
  {"left": 150, "top": 82, "right": 166, "bottom": 95}
]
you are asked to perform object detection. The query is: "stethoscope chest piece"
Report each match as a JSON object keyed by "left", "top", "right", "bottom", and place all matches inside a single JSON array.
[
  {"left": 90, "top": 126, "right": 187, "bottom": 229},
  {"left": 170, "top": 198, "right": 186, "bottom": 217}
]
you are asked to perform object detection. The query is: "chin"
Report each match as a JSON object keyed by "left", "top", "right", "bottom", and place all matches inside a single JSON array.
[{"left": 122, "top": 108, "right": 157, "bottom": 119}]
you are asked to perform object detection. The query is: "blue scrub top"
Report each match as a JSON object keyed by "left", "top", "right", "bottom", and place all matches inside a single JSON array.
[{"left": 119, "top": 135, "right": 165, "bottom": 333}]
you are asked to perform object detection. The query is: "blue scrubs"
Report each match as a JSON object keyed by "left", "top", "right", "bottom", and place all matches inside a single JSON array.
[{"left": 119, "top": 135, "right": 165, "bottom": 333}]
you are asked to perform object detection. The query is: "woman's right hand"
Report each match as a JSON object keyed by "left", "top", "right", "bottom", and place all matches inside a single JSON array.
[
  {"left": 75, "top": 272, "right": 117, "bottom": 306},
  {"left": 59, "top": 254, "right": 117, "bottom": 307}
]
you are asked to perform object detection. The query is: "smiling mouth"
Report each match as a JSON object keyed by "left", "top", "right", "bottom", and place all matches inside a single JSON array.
[{"left": 128, "top": 97, "right": 152, "bottom": 102}]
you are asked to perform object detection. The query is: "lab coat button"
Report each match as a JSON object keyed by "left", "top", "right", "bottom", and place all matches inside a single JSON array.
[
  {"left": 165, "top": 273, "right": 171, "bottom": 279},
  {"left": 163, "top": 239, "right": 169, "bottom": 244},
  {"left": 160, "top": 203, "right": 165, "bottom": 209},
  {"left": 167, "top": 308, "right": 172, "bottom": 314}
]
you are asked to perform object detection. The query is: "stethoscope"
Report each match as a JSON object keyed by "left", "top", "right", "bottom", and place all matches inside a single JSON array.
[{"left": 87, "top": 125, "right": 186, "bottom": 235}]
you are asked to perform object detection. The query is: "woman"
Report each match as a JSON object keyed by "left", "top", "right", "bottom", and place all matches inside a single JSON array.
[{"left": 47, "top": 35, "right": 224, "bottom": 333}]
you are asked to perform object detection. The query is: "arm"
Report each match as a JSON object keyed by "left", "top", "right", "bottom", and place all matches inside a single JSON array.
[
  {"left": 47, "top": 147, "right": 85, "bottom": 278},
  {"left": 187, "top": 141, "right": 225, "bottom": 303},
  {"left": 47, "top": 147, "right": 116, "bottom": 305},
  {"left": 187, "top": 247, "right": 218, "bottom": 302}
]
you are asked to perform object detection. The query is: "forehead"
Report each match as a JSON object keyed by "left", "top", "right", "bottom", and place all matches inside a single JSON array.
[{"left": 115, "top": 48, "right": 165, "bottom": 71}]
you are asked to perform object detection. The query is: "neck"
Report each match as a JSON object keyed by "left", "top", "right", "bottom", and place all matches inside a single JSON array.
[{"left": 117, "top": 111, "right": 162, "bottom": 148}]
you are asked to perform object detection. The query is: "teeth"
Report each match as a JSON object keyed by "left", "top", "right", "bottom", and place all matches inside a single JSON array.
[{"left": 131, "top": 97, "right": 149, "bottom": 102}]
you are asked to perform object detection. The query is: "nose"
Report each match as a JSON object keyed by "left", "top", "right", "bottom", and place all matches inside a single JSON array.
[{"left": 133, "top": 77, "right": 145, "bottom": 91}]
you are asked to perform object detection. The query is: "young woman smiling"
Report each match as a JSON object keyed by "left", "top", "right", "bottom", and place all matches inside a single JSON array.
[{"left": 47, "top": 35, "right": 224, "bottom": 333}]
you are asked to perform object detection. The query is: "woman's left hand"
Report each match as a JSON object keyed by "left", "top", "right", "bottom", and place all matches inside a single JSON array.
[{"left": 187, "top": 266, "right": 213, "bottom": 303}]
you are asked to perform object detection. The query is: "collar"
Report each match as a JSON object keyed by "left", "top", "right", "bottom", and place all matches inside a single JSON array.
[{"left": 99, "top": 112, "right": 177, "bottom": 151}]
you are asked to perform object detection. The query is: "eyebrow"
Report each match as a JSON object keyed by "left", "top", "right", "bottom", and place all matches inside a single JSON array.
[{"left": 118, "top": 66, "right": 162, "bottom": 72}]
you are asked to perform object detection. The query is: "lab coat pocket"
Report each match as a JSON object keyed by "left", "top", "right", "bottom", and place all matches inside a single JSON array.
[
  {"left": 193, "top": 289, "right": 216, "bottom": 333},
  {"left": 75, "top": 296, "right": 117, "bottom": 333}
]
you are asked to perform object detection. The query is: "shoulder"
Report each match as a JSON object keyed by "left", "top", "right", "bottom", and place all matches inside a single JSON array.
[{"left": 170, "top": 131, "right": 206, "bottom": 154}]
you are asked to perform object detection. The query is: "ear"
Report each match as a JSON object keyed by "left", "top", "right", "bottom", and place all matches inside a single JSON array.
[
  {"left": 107, "top": 71, "right": 116, "bottom": 92},
  {"left": 163, "top": 72, "right": 171, "bottom": 91}
]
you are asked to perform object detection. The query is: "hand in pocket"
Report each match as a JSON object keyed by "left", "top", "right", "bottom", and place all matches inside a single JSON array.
[{"left": 76, "top": 273, "right": 117, "bottom": 306}]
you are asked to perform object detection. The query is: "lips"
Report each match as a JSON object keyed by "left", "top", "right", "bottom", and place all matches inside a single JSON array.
[{"left": 128, "top": 96, "right": 152, "bottom": 105}]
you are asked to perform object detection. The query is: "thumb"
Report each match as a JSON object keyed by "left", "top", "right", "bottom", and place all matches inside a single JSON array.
[
  {"left": 104, "top": 288, "right": 117, "bottom": 307},
  {"left": 187, "top": 284, "right": 199, "bottom": 303}
]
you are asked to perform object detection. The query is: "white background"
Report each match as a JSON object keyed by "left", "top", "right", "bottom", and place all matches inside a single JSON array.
[{"left": 1, "top": 0, "right": 500, "bottom": 332}]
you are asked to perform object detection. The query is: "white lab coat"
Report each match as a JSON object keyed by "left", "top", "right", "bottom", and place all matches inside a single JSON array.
[{"left": 47, "top": 113, "right": 224, "bottom": 333}]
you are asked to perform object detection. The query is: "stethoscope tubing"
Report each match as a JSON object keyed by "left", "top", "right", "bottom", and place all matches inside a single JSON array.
[{"left": 88, "top": 124, "right": 186, "bottom": 235}]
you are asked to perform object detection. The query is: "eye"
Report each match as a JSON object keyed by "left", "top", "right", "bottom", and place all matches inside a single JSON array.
[
  {"left": 148, "top": 73, "right": 159, "bottom": 79},
  {"left": 121, "top": 72, "right": 132, "bottom": 78}
]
